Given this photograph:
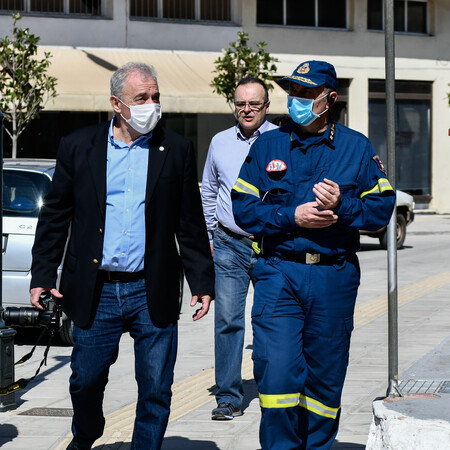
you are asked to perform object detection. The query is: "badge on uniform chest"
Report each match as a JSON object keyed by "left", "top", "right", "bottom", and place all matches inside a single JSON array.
[{"left": 266, "top": 159, "right": 287, "bottom": 181}]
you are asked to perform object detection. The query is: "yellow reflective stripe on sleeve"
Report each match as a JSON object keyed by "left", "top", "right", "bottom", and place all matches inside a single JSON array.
[
  {"left": 360, "top": 178, "right": 393, "bottom": 198},
  {"left": 378, "top": 179, "right": 394, "bottom": 192},
  {"left": 298, "top": 394, "right": 340, "bottom": 419},
  {"left": 232, "top": 178, "right": 260, "bottom": 198},
  {"left": 259, "top": 392, "right": 300, "bottom": 409}
]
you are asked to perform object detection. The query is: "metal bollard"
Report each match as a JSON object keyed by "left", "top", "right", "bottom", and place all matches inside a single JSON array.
[
  {"left": 0, "top": 325, "right": 17, "bottom": 411},
  {"left": 0, "top": 110, "right": 18, "bottom": 411}
]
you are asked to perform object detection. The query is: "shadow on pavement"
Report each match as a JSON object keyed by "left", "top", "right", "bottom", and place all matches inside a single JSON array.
[
  {"left": 162, "top": 437, "right": 220, "bottom": 449},
  {"left": 359, "top": 243, "right": 413, "bottom": 252},
  {"left": 11, "top": 326, "right": 71, "bottom": 347},
  {"left": 242, "top": 378, "right": 258, "bottom": 412},
  {"left": 205, "top": 377, "right": 259, "bottom": 413},
  {"left": 12, "top": 354, "right": 71, "bottom": 408},
  {"left": 91, "top": 437, "right": 220, "bottom": 449},
  {"left": 0, "top": 423, "right": 19, "bottom": 445},
  {"left": 332, "top": 441, "right": 365, "bottom": 449},
  {"left": 358, "top": 243, "right": 384, "bottom": 252},
  {"left": 92, "top": 443, "right": 130, "bottom": 449},
  {"left": 88, "top": 435, "right": 366, "bottom": 449}
]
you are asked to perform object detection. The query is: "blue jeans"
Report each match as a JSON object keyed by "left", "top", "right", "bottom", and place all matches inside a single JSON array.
[
  {"left": 69, "top": 279, "right": 177, "bottom": 450},
  {"left": 213, "top": 226, "right": 257, "bottom": 407}
]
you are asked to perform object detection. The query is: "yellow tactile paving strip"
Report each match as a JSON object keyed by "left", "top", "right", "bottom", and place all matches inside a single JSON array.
[
  {"left": 57, "top": 271, "right": 450, "bottom": 449},
  {"left": 354, "top": 271, "right": 450, "bottom": 328}
]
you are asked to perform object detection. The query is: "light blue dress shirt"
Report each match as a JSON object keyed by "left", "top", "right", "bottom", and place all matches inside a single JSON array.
[
  {"left": 201, "top": 121, "right": 278, "bottom": 243},
  {"left": 100, "top": 119, "right": 151, "bottom": 272}
]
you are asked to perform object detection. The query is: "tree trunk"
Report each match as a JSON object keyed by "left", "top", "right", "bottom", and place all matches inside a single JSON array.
[
  {"left": 11, "top": 104, "right": 17, "bottom": 158},
  {"left": 11, "top": 134, "right": 17, "bottom": 159}
]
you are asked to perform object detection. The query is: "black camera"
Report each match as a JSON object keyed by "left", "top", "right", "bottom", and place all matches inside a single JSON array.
[{"left": 1, "top": 292, "right": 62, "bottom": 330}]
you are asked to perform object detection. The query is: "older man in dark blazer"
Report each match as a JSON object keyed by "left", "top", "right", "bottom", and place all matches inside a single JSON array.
[{"left": 30, "top": 62, "right": 214, "bottom": 450}]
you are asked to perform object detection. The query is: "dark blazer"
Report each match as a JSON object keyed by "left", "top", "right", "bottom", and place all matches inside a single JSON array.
[{"left": 31, "top": 122, "right": 214, "bottom": 328}]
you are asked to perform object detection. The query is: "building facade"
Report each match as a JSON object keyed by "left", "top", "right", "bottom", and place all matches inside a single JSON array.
[{"left": 1, "top": 0, "right": 449, "bottom": 211}]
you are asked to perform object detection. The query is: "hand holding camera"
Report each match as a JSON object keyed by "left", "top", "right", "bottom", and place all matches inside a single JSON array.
[{"left": 1, "top": 291, "right": 62, "bottom": 330}]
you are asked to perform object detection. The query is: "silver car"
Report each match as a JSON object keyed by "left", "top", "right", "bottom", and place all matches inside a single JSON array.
[{"left": 2, "top": 158, "right": 73, "bottom": 345}]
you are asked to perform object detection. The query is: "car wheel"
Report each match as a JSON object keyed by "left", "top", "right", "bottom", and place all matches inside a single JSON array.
[
  {"left": 59, "top": 317, "right": 74, "bottom": 346},
  {"left": 379, "top": 214, "right": 407, "bottom": 249}
]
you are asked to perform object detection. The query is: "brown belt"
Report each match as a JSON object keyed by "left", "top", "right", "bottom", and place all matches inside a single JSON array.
[
  {"left": 98, "top": 270, "right": 145, "bottom": 283},
  {"left": 217, "top": 223, "right": 255, "bottom": 242}
]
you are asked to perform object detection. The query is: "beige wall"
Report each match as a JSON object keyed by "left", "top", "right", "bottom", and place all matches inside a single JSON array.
[{"left": 0, "top": 0, "right": 242, "bottom": 50}]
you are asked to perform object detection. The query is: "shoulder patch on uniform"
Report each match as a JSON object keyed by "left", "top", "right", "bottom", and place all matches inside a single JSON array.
[
  {"left": 245, "top": 155, "right": 252, "bottom": 163},
  {"left": 373, "top": 155, "right": 387, "bottom": 175},
  {"left": 266, "top": 159, "right": 287, "bottom": 172}
]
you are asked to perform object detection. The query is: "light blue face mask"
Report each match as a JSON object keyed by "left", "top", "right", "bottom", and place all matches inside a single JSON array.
[{"left": 287, "top": 94, "right": 329, "bottom": 126}]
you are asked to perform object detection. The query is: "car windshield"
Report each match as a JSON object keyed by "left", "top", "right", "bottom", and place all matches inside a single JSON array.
[{"left": 3, "top": 170, "right": 52, "bottom": 218}]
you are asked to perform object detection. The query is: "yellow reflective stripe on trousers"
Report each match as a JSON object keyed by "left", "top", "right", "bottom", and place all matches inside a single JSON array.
[
  {"left": 232, "top": 178, "right": 260, "bottom": 198},
  {"left": 259, "top": 392, "right": 300, "bottom": 409},
  {"left": 360, "top": 178, "right": 393, "bottom": 198},
  {"left": 259, "top": 392, "right": 340, "bottom": 419},
  {"left": 298, "top": 394, "right": 340, "bottom": 419}
]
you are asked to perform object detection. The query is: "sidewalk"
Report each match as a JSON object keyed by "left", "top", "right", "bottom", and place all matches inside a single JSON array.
[{"left": 0, "top": 214, "right": 449, "bottom": 449}]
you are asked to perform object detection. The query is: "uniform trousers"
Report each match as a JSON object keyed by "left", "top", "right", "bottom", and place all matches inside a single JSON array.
[
  {"left": 69, "top": 279, "right": 177, "bottom": 450},
  {"left": 252, "top": 254, "right": 360, "bottom": 449}
]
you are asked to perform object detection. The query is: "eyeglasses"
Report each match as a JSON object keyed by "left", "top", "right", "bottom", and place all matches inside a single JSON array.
[{"left": 234, "top": 101, "right": 267, "bottom": 111}]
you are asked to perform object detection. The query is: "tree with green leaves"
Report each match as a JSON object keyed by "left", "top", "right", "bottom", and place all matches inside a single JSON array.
[
  {"left": 211, "top": 31, "right": 278, "bottom": 106},
  {"left": 0, "top": 13, "right": 57, "bottom": 158}
]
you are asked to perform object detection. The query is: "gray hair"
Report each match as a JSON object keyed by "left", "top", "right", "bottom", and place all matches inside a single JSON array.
[{"left": 110, "top": 62, "right": 158, "bottom": 98}]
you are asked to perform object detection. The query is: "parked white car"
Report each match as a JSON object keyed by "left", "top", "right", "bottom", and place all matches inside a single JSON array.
[
  {"left": 360, "top": 190, "right": 415, "bottom": 249},
  {"left": 2, "top": 158, "right": 73, "bottom": 345}
]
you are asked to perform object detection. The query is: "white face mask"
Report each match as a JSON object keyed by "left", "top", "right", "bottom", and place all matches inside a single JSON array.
[{"left": 118, "top": 99, "right": 162, "bottom": 134}]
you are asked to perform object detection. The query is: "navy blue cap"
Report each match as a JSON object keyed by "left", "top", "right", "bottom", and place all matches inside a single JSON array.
[{"left": 278, "top": 60, "right": 338, "bottom": 90}]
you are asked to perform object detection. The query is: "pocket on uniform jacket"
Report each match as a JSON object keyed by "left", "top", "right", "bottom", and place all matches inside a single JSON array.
[
  {"left": 339, "top": 182, "right": 358, "bottom": 198},
  {"left": 262, "top": 187, "right": 293, "bottom": 207}
]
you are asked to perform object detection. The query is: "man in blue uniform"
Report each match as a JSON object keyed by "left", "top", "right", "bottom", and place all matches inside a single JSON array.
[{"left": 231, "top": 60, "right": 395, "bottom": 449}]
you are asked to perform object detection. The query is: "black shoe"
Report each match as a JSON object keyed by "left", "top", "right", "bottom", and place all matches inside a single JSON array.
[
  {"left": 211, "top": 402, "right": 243, "bottom": 420},
  {"left": 66, "top": 439, "right": 91, "bottom": 450}
]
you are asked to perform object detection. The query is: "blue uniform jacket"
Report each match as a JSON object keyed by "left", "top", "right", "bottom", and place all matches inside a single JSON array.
[{"left": 231, "top": 122, "right": 396, "bottom": 256}]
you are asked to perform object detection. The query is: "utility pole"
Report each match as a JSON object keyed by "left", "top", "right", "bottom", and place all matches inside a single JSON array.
[{"left": 384, "top": 0, "right": 402, "bottom": 398}]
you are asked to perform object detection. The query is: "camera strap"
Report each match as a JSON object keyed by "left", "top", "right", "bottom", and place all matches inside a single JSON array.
[{"left": 0, "top": 327, "right": 56, "bottom": 396}]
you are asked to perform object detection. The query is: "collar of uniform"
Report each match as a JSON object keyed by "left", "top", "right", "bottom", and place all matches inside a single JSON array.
[
  {"left": 108, "top": 116, "right": 153, "bottom": 148},
  {"left": 290, "top": 122, "right": 336, "bottom": 149},
  {"left": 235, "top": 120, "right": 273, "bottom": 142}
]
